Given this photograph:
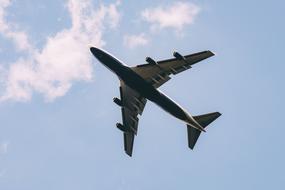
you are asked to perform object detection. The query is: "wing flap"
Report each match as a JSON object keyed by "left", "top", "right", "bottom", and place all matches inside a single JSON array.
[
  {"left": 158, "top": 50, "right": 214, "bottom": 65},
  {"left": 157, "top": 51, "right": 214, "bottom": 75},
  {"left": 132, "top": 50, "right": 215, "bottom": 88},
  {"left": 119, "top": 81, "right": 147, "bottom": 156}
]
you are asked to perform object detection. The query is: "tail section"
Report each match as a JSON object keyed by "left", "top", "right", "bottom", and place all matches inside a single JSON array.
[{"left": 187, "top": 112, "right": 221, "bottom": 149}]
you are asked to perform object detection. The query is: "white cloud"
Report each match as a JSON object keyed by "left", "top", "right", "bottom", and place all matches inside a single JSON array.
[
  {"left": 124, "top": 33, "right": 149, "bottom": 48},
  {"left": 0, "top": 0, "right": 121, "bottom": 102},
  {"left": 141, "top": 1, "right": 200, "bottom": 32}
]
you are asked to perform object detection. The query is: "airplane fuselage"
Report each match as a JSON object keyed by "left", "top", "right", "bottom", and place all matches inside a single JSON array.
[{"left": 90, "top": 47, "right": 203, "bottom": 130}]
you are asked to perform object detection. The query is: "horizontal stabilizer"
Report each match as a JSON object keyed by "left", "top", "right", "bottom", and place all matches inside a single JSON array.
[
  {"left": 188, "top": 112, "right": 221, "bottom": 149},
  {"left": 193, "top": 112, "right": 221, "bottom": 128}
]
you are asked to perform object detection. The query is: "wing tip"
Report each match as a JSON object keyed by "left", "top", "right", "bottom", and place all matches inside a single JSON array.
[
  {"left": 188, "top": 143, "right": 195, "bottom": 150},
  {"left": 208, "top": 50, "right": 215, "bottom": 56},
  {"left": 125, "top": 150, "right": 133, "bottom": 157}
]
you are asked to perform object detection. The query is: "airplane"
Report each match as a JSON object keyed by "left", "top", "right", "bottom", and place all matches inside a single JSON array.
[{"left": 90, "top": 47, "right": 221, "bottom": 157}]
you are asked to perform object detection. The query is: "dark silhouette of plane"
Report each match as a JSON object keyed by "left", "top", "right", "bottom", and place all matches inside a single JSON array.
[{"left": 90, "top": 47, "right": 221, "bottom": 156}]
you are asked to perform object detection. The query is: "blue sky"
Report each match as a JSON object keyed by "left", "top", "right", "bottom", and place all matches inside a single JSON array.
[{"left": 0, "top": 0, "right": 284, "bottom": 189}]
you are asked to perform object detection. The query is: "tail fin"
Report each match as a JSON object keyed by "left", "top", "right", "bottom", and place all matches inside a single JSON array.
[{"left": 187, "top": 112, "right": 221, "bottom": 149}]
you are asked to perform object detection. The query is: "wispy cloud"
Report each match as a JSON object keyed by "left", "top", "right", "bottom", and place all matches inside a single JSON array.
[
  {"left": 0, "top": 141, "right": 9, "bottom": 178},
  {"left": 124, "top": 33, "right": 149, "bottom": 49},
  {"left": 141, "top": 2, "right": 200, "bottom": 32},
  {"left": 0, "top": 0, "right": 121, "bottom": 102},
  {"left": 0, "top": 141, "right": 9, "bottom": 155},
  {"left": 0, "top": 0, "right": 32, "bottom": 52}
]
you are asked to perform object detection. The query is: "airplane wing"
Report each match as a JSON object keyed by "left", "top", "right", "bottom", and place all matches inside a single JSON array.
[
  {"left": 118, "top": 81, "right": 147, "bottom": 156},
  {"left": 132, "top": 51, "right": 214, "bottom": 88}
]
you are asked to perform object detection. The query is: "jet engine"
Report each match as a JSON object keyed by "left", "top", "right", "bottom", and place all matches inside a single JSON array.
[
  {"left": 146, "top": 57, "right": 157, "bottom": 65},
  {"left": 116, "top": 123, "right": 127, "bottom": 132},
  {"left": 113, "top": 97, "right": 122, "bottom": 106},
  {"left": 173, "top": 51, "right": 185, "bottom": 60}
]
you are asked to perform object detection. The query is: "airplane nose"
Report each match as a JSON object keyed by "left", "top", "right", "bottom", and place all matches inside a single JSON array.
[
  {"left": 90, "top": 47, "right": 98, "bottom": 55},
  {"left": 90, "top": 46, "right": 104, "bottom": 60}
]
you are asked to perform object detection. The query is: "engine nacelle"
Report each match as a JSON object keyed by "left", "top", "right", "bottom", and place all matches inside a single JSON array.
[
  {"left": 116, "top": 123, "right": 128, "bottom": 132},
  {"left": 146, "top": 57, "right": 157, "bottom": 65},
  {"left": 113, "top": 97, "right": 122, "bottom": 106},
  {"left": 173, "top": 51, "right": 186, "bottom": 60}
]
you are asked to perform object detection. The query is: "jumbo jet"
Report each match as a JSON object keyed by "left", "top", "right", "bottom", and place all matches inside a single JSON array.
[{"left": 90, "top": 47, "right": 221, "bottom": 157}]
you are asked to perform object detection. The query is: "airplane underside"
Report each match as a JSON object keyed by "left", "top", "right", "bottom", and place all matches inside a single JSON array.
[{"left": 90, "top": 47, "right": 221, "bottom": 156}]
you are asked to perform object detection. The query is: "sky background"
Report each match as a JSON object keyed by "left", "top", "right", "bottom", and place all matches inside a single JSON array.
[{"left": 0, "top": 0, "right": 284, "bottom": 189}]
